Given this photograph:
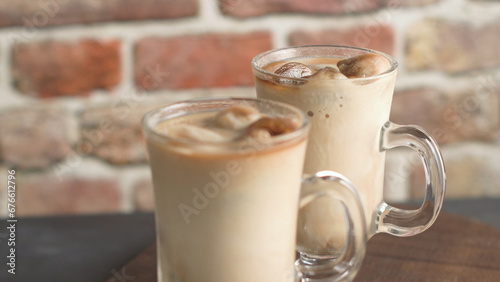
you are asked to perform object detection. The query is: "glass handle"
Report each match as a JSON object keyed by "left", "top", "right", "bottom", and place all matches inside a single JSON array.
[
  {"left": 296, "top": 171, "right": 367, "bottom": 282},
  {"left": 378, "top": 121, "right": 446, "bottom": 236}
]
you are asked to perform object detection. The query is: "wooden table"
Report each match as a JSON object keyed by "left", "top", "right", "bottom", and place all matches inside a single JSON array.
[
  {"left": 355, "top": 212, "right": 500, "bottom": 281},
  {"left": 110, "top": 211, "right": 500, "bottom": 281}
]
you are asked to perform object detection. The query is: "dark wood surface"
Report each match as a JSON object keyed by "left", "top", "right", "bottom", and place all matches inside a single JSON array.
[
  {"left": 355, "top": 212, "right": 500, "bottom": 281},
  {"left": 111, "top": 211, "right": 500, "bottom": 281}
]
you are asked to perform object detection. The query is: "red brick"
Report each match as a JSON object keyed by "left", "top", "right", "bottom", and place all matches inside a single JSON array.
[
  {"left": 0, "top": 107, "right": 76, "bottom": 169},
  {"left": 134, "top": 178, "right": 155, "bottom": 211},
  {"left": 17, "top": 173, "right": 121, "bottom": 216},
  {"left": 290, "top": 24, "right": 395, "bottom": 55},
  {"left": 0, "top": 0, "right": 197, "bottom": 28},
  {"left": 12, "top": 39, "right": 120, "bottom": 97},
  {"left": 390, "top": 86, "right": 500, "bottom": 144},
  {"left": 220, "top": 0, "right": 440, "bottom": 18},
  {"left": 134, "top": 32, "right": 272, "bottom": 90},
  {"left": 220, "top": 0, "right": 377, "bottom": 17},
  {"left": 406, "top": 18, "right": 500, "bottom": 73}
]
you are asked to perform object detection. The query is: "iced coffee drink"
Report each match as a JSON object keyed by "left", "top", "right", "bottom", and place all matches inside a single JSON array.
[
  {"left": 253, "top": 46, "right": 446, "bottom": 257},
  {"left": 144, "top": 98, "right": 308, "bottom": 282},
  {"left": 143, "top": 98, "right": 369, "bottom": 282}
]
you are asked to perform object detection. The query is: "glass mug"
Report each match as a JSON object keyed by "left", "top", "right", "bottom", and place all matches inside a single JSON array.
[
  {"left": 252, "top": 45, "right": 446, "bottom": 259},
  {"left": 142, "top": 98, "right": 367, "bottom": 282}
]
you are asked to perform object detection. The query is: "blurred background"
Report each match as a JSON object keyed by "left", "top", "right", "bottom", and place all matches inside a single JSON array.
[{"left": 0, "top": 0, "right": 499, "bottom": 217}]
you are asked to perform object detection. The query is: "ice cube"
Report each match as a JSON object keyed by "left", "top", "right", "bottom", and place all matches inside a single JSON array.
[
  {"left": 166, "top": 124, "right": 226, "bottom": 142},
  {"left": 275, "top": 62, "right": 314, "bottom": 79},
  {"left": 337, "top": 54, "right": 391, "bottom": 78},
  {"left": 307, "top": 66, "right": 347, "bottom": 80},
  {"left": 246, "top": 117, "right": 297, "bottom": 142},
  {"left": 214, "top": 105, "right": 262, "bottom": 130}
]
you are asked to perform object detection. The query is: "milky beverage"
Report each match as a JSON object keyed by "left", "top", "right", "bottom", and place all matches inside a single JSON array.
[
  {"left": 254, "top": 52, "right": 396, "bottom": 255},
  {"left": 144, "top": 100, "right": 308, "bottom": 282}
]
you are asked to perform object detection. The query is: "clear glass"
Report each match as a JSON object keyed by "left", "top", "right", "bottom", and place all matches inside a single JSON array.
[
  {"left": 252, "top": 45, "right": 446, "bottom": 257},
  {"left": 142, "top": 98, "right": 367, "bottom": 282}
]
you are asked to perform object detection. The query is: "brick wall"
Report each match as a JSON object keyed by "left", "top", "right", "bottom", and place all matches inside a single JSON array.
[{"left": 0, "top": 0, "right": 499, "bottom": 216}]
